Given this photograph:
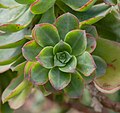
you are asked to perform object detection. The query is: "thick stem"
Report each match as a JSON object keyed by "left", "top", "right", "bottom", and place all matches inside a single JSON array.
[
  {"left": 47, "top": 94, "right": 100, "bottom": 113},
  {"left": 89, "top": 82, "right": 120, "bottom": 112}
]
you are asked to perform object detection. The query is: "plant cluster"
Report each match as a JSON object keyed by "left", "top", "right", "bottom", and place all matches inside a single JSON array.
[{"left": 0, "top": 0, "right": 120, "bottom": 112}]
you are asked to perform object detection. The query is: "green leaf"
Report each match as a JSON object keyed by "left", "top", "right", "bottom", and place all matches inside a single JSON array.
[
  {"left": 10, "top": 56, "right": 26, "bottom": 71},
  {"left": 11, "top": 61, "right": 26, "bottom": 72},
  {"left": 54, "top": 13, "right": 79, "bottom": 40},
  {"left": 32, "top": 23, "right": 60, "bottom": 47},
  {"left": 24, "top": 61, "right": 34, "bottom": 79},
  {"left": 30, "top": 0, "right": 56, "bottom": 14},
  {"left": 104, "top": 0, "right": 117, "bottom": 5},
  {"left": 86, "top": 34, "right": 96, "bottom": 53},
  {"left": 93, "top": 38, "right": 120, "bottom": 93},
  {"left": 0, "top": 5, "right": 27, "bottom": 24},
  {"left": 53, "top": 40, "right": 72, "bottom": 54},
  {"left": 49, "top": 67, "right": 71, "bottom": 90},
  {"left": 30, "top": 62, "right": 49, "bottom": 85},
  {"left": 0, "top": 46, "right": 21, "bottom": 65},
  {"left": 55, "top": 51, "right": 72, "bottom": 64},
  {"left": 61, "top": 0, "right": 97, "bottom": 12},
  {"left": 64, "top": 71, "right": 84, "bottom": 98},
  {"left": 95, "top": 6, "right": 120, "bottom": 42},
  {"left": 15, "top": 0, "right": 36, "bottom": 4},
  {"left": 77, "top": 51, "right": 96, "bottom": 76},
  {"left": 9, "top": 84, "right": 32, "bottom": 109},
  {"left": 81, "top": 25, "right": 98, "bottom": 39},
  {"left": 0, "top": 29, "right": 26, "bottom": 48},
  {"left": 1, "top": 103, "right": 13, "bottom": 113},
  {"left": 0, "top": 0, "right": 20, "bottom": 8},
  {"left": 39, "top": 86, "right": 51, "bottom": 96},
  {"left": 65, "top": 30, "right": 87, "bottom": 56},
  {"left": 93, "top": 55, "right": 107, "bottom": 77},
  {"left": 54, "top": 55, "right": 66, "bottom": 67},
  {"left": 39, "top": 7, "right": 56, "bottom": 24},
  {"left": 0, "top": 3, "right": 8, "bottom": 8},
  {"left": 78, "top": 3, "right": 111, "bottom": 26},
  {"left": 36, "top": 46, "right": 54, "bottom": 69},
  {"left": 59, "top": 56, "right": 77, "bottom": 73},
  {"left": 81, "top": 72, "right": 95, "bottom": 84},
  {"left": 0, "top": 8, "right": 34, "bottom": 32},
  {"left": 0, "top": 64, "right": 12, "bottom": 74},
  {"left": 2, "top": 75, "right": 29, "bottom": 103},
  {"left": 44, "top": 81, "right": 57, "bottom": 93},
  {"left": 57, "top": 3, "right": 111, "bottom": 25},
  {"left": 22, "top": 40, "right": 42, "bottom": 61}
]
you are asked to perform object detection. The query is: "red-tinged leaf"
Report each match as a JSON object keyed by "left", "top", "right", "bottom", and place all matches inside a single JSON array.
[
  {"left": 49, "top": 67, "right": 71, "bottom": 90},
  {"left": 77, "top": 51, "right": 96, "bottom": 76},
  {"left": 22, "top": 40, "right": 42, "bottom": 61},
  {"left": 24, "top": 61, "right": 35, "bottom": 80},
  {"left": 65, "top": 30, "right": 87, "bottom": 56},
  {"left": 86, "top": 34, "right": 96, "bottom": 53},
  {"left": 30, "top": 0, "right": 56, "bottom": 14},
  {"left": 54, "top": 13, "right": 79, "bottom": 40},
  {"left": 64, "top": 71, "right": 84, "bottom": 98},
  {"left": 30, "top": 62, "right": 49, "bottom": 85},
  {"left": 36, "top": 46, "right": 54, "bottom": 69},
  {"left": 93, "top": 38, "right": 120, "bottom": 93},
  {"left": 32, "top": 23, "right": 60, "bottom": 47}
]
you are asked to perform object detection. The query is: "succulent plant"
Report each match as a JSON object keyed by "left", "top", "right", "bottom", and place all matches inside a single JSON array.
[
  {"left": 22, "top": 13, "right": 96, "bottom": 97},
  {"left": 0, "top": 0, "right": 120, "bottom": 112}
]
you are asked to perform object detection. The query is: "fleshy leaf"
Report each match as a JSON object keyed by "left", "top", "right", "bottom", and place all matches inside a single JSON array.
[
  {"left": 77, "top": 51, "right": 96, "bottom": 76},
  {"left": 10, "top": 56, "right": 26, "bottom": 71},
  {"left": 9, "top": 84, "right": 32, "bottom": 109},
  {"left": 94, "top": 6, "right": 120, "bottom": 42},
  {"left": 24, "top": 61, "right": 34, "bottom": 79},
  {"left": 2, "top": 75, "right": 29, "bottom": 103},
  {"left": 54, "top": 13, "right": 79, "bottom": 40},
  {"left": 81, "top": 25, "right": 98, "bottom": 39},
  {"left": 64, "top": 71, "right": 84, "bottom": 98},
  {"left": 54, "top": 55, "right": 66, "bottom": 67},
  {"left": 78, "top": 3, "right": 111, "bottom": 26},
  {"left": 15, "top": 0, "right": 36, "bottom": 4},
  {"left": 39, "top": 86, "right": 52, "bottom": 96},
  {"left": 0, "top": 8, "right": 34, "bottom": 33},
  {"left": 0, "top": 47, "right": 21, "bottom": 65},
  {"left": 93, "top": 55, "right": 107, "bottom": 77},
  {"left": 53, "top": 40, "right": 72, "bottom": 54},
  {"left": 59, "top": 56, "right": 77, "bottom": 73},
  {"left": 44, "top": 81, "right": 57, "bottom": 93},
  {"left": 0, "top": 64, "right": 12, "bottom": 74},
  {"left": 93, "top": 38, "right": 120, "bottom": 93},
  {"left": 86, "top": 34, "right": 96, "bottom": 53},
  {"left": 49, "top": 67, "right": 71, "bottom": 90},
  {"left": 0, "top": 5, "right": 27, "bottom": 24},
  {"left": 56, "top": 51, "right": 72, "bottom": 64},
  {"left": 30, "top": 0, "right": 56, "bottom": 14},
  {"left": 32, "top": 23, "right": 60, "bottom": 47},
  {"left": 57, "top": 3, "right": 111, "bottom": 25},
  {"left": 11, "top": 61, "right": 26, "bottom": 72},
  {"left": 30, "top": 62, "right": 49, "bottom": 85},
  {"left": 39, "top": 7, "right": 56, "bottom": 24},
  {"left": 65, "top": 30, "right": 87, "bottom": 56},
  {"left": 22, "top": 40, "right": 42, "bottom": 61},
  {"left": 0, "top": 29, "right": 27, "bottom": 48},
  {"left": 36, "top": 46, "right": 54, "bottom": 69},
  {"left": 61, "top": 0, "right": 97, "bottom": 12},
  {"left": 0, "top": 0, "right": 20, "bottom": 8},
  {"left": 81, "top": 72, "right": 95, "bottom": 84}
]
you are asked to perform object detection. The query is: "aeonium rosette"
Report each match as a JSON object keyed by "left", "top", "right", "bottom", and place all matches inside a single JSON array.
[{"left": 22, "top": 13, "right": 97, "bottom": 98}]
